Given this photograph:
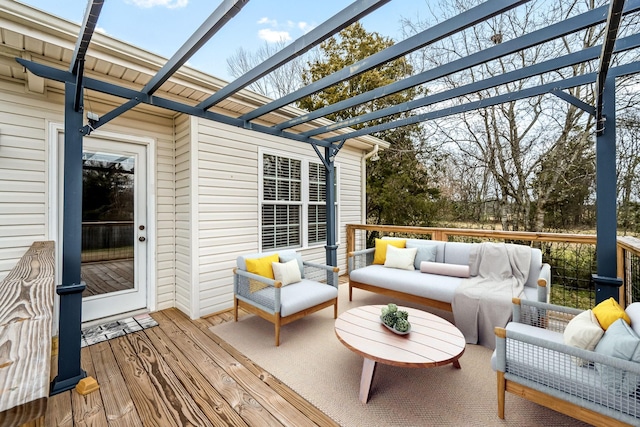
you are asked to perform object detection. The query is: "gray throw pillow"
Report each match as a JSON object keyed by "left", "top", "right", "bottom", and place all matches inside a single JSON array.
[
  {"left": 594, "top": 318, "right": 640, "bottom": 395},
  {"left": 406, "top": 242, "right": 438, "bottom": 270},
  {"left": 279, "top": 252, "right": 305, "bottom": 279}
]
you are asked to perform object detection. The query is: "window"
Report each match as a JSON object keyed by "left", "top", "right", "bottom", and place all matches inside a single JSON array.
[{"left": 260, "top": 151, "right": 339, "bottom": 251}]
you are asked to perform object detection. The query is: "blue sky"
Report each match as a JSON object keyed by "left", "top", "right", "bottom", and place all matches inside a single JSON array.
[{"left": 18, "top": 0, "right": 429, "bottom": 81}]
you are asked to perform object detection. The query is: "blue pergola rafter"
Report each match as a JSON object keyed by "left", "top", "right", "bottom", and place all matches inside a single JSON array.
[
  {"left": 196, "top": 0, "right": 391, "bottom": 110},
  {"left": 238, "top": 0, "right": 531, "bottom": 122}
]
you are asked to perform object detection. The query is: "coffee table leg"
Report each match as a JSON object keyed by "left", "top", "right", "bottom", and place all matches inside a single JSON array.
[
  {"left": 359, "top": 358, "right": 377, "bottom": 403},
  {"left": 453, "top": 359, "right": 461, "bottom": 369}
]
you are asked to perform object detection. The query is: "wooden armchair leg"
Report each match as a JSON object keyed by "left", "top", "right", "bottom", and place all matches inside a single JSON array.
[
  {"left": 275, "top": 314, "right": 281, "bottom": 346},
  {"left": 234, "top": 297, "right": 239, "bottom": 322},
  {"left": 497, "top": 371, "right": 506, "bottom": 419},
  {"left": 334, "top": 300, "right": 338, "bottom": 319},
  {"left": 349, "top": 284, "right": 353, "bottom": 301}
]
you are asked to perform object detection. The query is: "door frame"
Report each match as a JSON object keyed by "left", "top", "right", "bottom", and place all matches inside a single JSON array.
[{"left": 47, "top": 122, "right": 157, "bottom": 329}]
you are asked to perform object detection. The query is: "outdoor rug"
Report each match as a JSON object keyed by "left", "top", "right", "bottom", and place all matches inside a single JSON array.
[
  {"left": 210, "top": 284, "right": 590, "bottom": 427},
  {"left": 81, "top": 313, "right": 158, "bottom": 347}
]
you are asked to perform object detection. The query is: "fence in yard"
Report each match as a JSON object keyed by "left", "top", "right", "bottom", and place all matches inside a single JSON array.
[{"left": 345, "top": 224, "right": 640, "bottom": 309}]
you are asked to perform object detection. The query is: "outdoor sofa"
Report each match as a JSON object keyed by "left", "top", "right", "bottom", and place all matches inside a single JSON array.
[
  {"left": 347, "top": 237, "right": 551, "bottom": 313},
  {"left": 493, "top": 298, "right": 640, "bottom": 427},
  {"left": 233, "top": 249, "right": 339, "bottom": 346}
]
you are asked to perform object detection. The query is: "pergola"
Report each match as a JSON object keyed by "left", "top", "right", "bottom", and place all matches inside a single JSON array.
[{"left": 16, "top": 0, "right": 639, "bottom": 394}]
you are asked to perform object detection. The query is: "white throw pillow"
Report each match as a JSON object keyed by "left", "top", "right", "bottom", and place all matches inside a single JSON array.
[
  {"left": 272, "top": 259, "right": 302, "bottom": 286},
  {"left": 563, "top": 309, "right": 604, "bottom": 366},
  {"left": 420, "top": 261, "right": 470, "bottom": 278},
  {"left": 384, "top": 245, "right": 417, "bottom": 270}
]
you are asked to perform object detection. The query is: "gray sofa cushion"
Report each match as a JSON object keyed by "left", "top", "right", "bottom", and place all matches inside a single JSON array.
[
  {"left": 249, "top": 279, "right": 338, "bottom": 317},
  {"left": 349, "top": 265, "right": 461, "bottom": 304}
]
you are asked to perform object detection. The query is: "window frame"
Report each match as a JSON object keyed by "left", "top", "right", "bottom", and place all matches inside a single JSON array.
[{"left": 259, "top": 148, "right": 340, "bottom": 251}]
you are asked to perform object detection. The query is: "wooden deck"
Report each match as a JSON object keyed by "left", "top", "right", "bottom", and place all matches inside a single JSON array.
[
  {"left": 81, "top": 260, "right": 134, "bottom": 297},
  {"left": 46, "top": 307, "right": 339, "bottom": 426}
]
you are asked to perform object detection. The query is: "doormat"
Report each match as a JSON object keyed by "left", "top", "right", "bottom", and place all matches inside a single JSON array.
[{"left": 81, "top": 313, "right": 158, "bottom": 347}]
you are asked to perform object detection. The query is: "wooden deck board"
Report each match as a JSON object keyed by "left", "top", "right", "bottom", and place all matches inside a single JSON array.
[{"left": 46, "top": 307, "right": 338, "bottom": 426}]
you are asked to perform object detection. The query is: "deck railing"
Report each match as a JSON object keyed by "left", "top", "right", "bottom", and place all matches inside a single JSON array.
[{"left": 345, "top": 224, "right": 640, "bottom": 309}]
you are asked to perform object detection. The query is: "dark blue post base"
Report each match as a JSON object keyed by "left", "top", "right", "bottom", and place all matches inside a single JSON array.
[
  {"left": 592, "top": 274, "right": 623, "bottom": 305},
  {"left": 50, "top": 283, "right": 87, "bottom": 396}
]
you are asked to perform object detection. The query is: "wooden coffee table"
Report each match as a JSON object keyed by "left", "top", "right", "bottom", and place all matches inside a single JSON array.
[{"left": 335, "top": 305, "right": 466, "bottom": 403}]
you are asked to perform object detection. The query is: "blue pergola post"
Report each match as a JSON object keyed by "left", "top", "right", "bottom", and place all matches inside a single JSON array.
[
  {"left": 592, "top": 75, "right": 623, "bottom": 304},
  {"left": 324, "top": 146, "right": 338, "bottom": 267},
  {"left": 50, "top": 81, "right": 87, "bottom": 395}
]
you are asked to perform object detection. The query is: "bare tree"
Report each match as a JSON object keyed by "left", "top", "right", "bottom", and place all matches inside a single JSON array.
[
  {"left": 402, "top": 0, "right": 639, "bottom": 232},
  {"left": 226, "top": 40, "right": 305, "bottom": 99}
]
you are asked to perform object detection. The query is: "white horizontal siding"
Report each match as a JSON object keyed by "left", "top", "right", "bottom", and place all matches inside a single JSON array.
[
  {"left": 174, "top": 115, "right": 192, "bottom": 316},
  {"left": 195, "top": 119, "right": 364, "bottom": 317},
  {"left": 0, "top": 83, "right": 50, "bottom": 280}
]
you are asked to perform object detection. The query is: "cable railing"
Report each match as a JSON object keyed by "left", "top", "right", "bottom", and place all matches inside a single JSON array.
[{"left": 345, "top": 224, "right": 640, "bottom": 309}]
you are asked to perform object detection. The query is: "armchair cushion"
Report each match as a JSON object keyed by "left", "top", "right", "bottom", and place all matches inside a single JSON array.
[
  {"left": 594, "top": 318, "right": 640, "bottom": 395},
  {"left": 279, "top": 252, "right": 305, "bottom": 278},
  {"left": 593, "top": 297, "right": 631, "bottom": 330},
  {"left": 250, "top": 280, "right": 338, "bottom": 317},
  {"left": 563, "top": 309, "right": 604, "bottom": 366},
  {"left": 246, "top": 253, "right": 279, "bottom": 292},
  {"left": 272, "top": 260, "right": 301, "bottom": 286}
]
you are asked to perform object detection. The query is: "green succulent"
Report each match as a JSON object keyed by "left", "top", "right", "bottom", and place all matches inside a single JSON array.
[
  {"left": 382, "top": 312, "right": 397, "bottom": 327},
  {"left": 386, "top": 303, "right": 398, "bottom": 313},
  {"left": 395, "top": 318, "right": 410, "bottom": 333},
  {"left": 396, "top": 310, "right": 408, "bottom": 320}
]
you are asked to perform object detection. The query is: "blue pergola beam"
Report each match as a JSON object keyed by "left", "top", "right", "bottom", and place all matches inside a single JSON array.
[
  {"left": 69, "top": 0, "right": 104, "bottom": 75},
  {"left": 551, "top": 89, "right": 596, "bottom": 115},
  {"left": 322, "top": 61, "right": 640, "bottom": 142},
  {"left": 278, "top": 0, "right": 640, "bottom": 132},
  {"left": 17, "top": 58, "right": 336, "bottom": 149},
  {"left": 239, "top": 0, "right": 532, "bottom": 122},
  {"left": 309, "top": 33, "right": 640, "bottom": 139},
  {"left": 85, "top": 0, "right": 249, "bottom": 133},
  {"left": 196, "top": 0, "right": 391, "bottom": 110},
  {"left": 70, "top": 0, "right": 104, "bottom": 111},
  {"left": 596, "top": 0, "right": 626, "bottom": 134}
]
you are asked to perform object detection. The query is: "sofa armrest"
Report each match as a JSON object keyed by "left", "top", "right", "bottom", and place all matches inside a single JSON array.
[
  {"left": 302, "top": 261, "right": 340, "bottom": 288},
  {"left": 536, "top": 263, "right": 551, "bottom": 303},
  {"left": 348, "top": 247, "right": 375, "bottom": 273},
  {"left": 512, "top": 298, "right": 583, "bottom": 333}
]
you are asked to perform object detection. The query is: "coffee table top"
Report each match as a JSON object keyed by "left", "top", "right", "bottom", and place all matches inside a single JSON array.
[{"left": 335, "top": 305, "right": 465, "bottom": 367}]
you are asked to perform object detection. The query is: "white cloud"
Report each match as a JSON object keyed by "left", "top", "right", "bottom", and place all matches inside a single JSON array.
[
  {"left": 257, "top": 17, "right": 277, "bottom": 26},
  {"left": 126, "top": 0, "right": 188, "bottom": 9},
  {"left": 298, "top": 21, "right": 313, "bottom": 33},
  {"left": 258, "top": 28, "right": 292, "bottom": 43}
]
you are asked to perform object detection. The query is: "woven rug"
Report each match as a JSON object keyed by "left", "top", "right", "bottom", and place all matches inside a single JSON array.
[
  {"left": 210, "top": 284, "right": 590, "bottom": 427},
  {"left": 81, "top": 313, "right": 158, "bottom": 347}
]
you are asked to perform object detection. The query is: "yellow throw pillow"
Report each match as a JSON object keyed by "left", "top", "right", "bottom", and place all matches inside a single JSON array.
[
  {"left": 593, "top": 297, "right": 631, "bottom": 330},
  {"left": 372, "top": 239, "right": 406, "bottom": 265},
  {"left": 245, "top": 253, "right": 279, "bottom": 292}
]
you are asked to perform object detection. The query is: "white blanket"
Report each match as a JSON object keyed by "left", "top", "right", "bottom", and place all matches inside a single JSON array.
[{"left": 452, "top": 242, "right": 531, "bottom": 349}]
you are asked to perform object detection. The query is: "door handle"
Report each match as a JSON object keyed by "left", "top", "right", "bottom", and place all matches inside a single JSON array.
[{"left": 139, "top": 236, "right": 146, "bottom": 242}]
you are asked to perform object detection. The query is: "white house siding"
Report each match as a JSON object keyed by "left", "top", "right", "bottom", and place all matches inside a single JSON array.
[
  {"left": 194, "top": 119, "right": 364, "bottom": 317},
  {"left": 174, "top": 114, "right": 192, "bottom": 315},
  {"left": 0, "top": 81, "right": 52, "bottom": 278}
]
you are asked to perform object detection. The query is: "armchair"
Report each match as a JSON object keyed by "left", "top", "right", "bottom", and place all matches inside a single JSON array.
[
  {"left": 233, "top": 250, "right": 339, "bottom": 346},
  {"left": 493, "top": 298, "right": 640, "bottom": 427}
]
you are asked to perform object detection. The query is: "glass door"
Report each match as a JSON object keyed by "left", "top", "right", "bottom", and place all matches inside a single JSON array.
[{"left": 79, "top": 139, "right": 147, "bottom": 322}]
